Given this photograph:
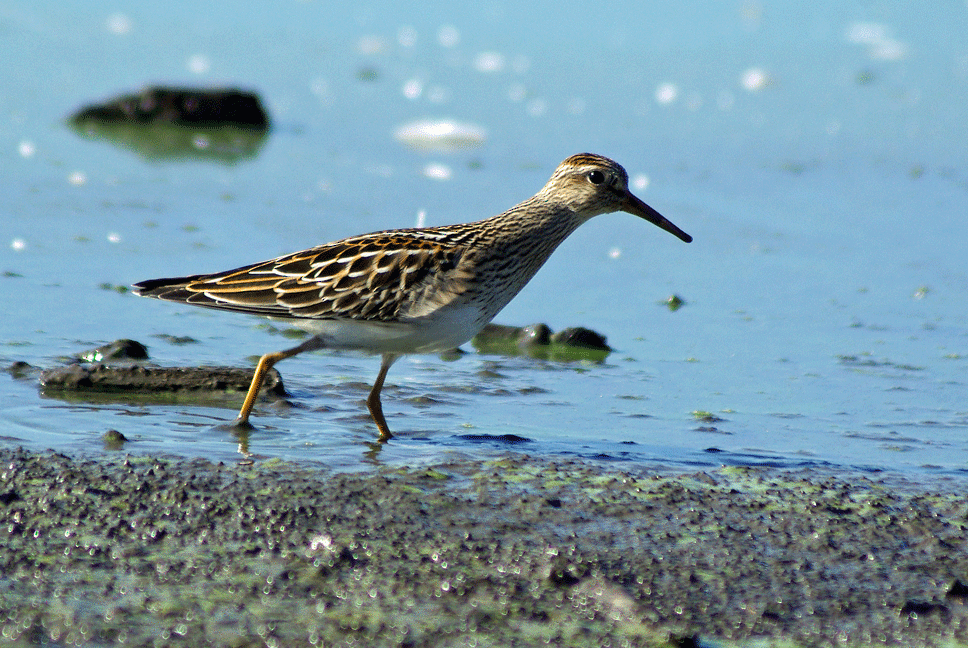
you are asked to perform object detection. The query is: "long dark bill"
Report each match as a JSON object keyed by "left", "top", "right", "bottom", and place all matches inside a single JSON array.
[{"left": 623, "top": 192, "right": 692, "bottom": 243}]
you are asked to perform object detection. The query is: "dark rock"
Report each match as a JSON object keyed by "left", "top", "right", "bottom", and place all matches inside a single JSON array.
[
  {"left": 102, "top": 429, "right": 128, "bottom": 442},
  {"left": 6, "top": 361, "right": 38, "bottom": 380},
  {"left": 670, "top": 635, "right": 702, "bottom": 648},
  {"left": 473, "top": 323, "right": 531, "bottom": 345},
  {"left": 153, "top": 334, "right": 199, "bottom": 346},
  {"left": 472, "top": 323, "right": 553, "bottom": 350},
  {"left": 472, "top": 322, "right": 610, "bottom": 361},
  {"left": 75, "top": 339, "right": 149, "bottom": 363},
  {"left": 947, "top": 580, "right": 968, "bottom": 601},
  {"left": 40, "top": 364, "right": 284, "bottom": 396},
  {"left": 518, "top": 323, "right": 552, "bottom": 347},
  {"left": 102, "top": 429, "right": 129, "bottom": 450},
  {"left": 900, "top": 599, "right": 950, "bottom": 620},
  {"left": 457, "top": 433, "right": 532, "bottom": 445},
  {"left": 71, "top": 86, "right": 270, "bottom": 129},
  {"left": 549, "top": 326, "right": 610, "bottom": 351}
]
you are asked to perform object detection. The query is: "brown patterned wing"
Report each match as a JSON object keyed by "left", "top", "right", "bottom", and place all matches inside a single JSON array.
[{"left": 133, "top": 231, "right": 468, "bottom": 322}]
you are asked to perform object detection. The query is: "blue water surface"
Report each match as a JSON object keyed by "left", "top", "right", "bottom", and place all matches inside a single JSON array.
[{"left": 1, "top": 1, "right": 966, "bottom": 476}]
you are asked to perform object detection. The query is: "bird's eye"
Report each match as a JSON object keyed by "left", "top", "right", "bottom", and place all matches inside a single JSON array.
[{"left": 588, "top": 170, "right": 606, "bottom": 185}]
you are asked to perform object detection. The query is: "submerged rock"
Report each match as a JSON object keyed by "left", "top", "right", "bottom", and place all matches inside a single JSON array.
[{"left": 472, "top": 322, "right": 611, "bottom": 361}]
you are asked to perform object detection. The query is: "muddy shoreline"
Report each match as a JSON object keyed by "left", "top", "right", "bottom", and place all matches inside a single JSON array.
[{"left": 0, "top": 447, "right": 966, "bottom": 647}]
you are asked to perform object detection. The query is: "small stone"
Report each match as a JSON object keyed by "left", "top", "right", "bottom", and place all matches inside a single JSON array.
[
  {"left": 550, "top": 327, "right": 610, "bottom": 351},
  {"left": 102, "top": 429, "right": 129, "bottom": 450},
  {"left": 76, "top": 339, "right": 149, "bottom": 363}
]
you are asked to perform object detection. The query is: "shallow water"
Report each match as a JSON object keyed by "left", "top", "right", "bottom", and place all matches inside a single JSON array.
[{"left": 2, "top": 1, "right": 966, "bottom": 476}]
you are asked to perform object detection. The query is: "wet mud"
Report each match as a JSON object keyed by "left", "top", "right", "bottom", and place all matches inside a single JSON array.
[{"left": 0, "top": 448, "right": 965, "bottom": 647}]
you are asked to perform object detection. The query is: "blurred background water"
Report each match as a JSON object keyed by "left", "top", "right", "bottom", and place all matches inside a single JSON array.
[{"left": 1, "top": 1, "right": 966, "bottom": 476}]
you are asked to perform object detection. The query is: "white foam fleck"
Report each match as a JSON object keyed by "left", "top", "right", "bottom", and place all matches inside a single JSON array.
[
  {"left": 474, "top": 52, "right": 505, "bottom": 73},
  {"left": 106, "top": 13, "right": 132, "bottom": 35},
  {"left": 741, "top": 67, "right": 770, "bottom": 91},
  {"left": 422, "top": 163, "right": 452, "bottom": 181},
  {"left": 655, "top": 83, "right": 678, "bottom": 105},
  {"left": 395, "top": 120, "right": 486, "bottom": 151},
  {"left": 847, "top": 22, "right": 888, "bottom": 45},
  {"left": 402, "top": 79, "right": 423, "bottom": 100},
  {"left": 846, "top": 22, "right": 908, "bottom": 61},
  {"left": 187, "top": 54, "right": 210, "bottom": 74},
  {"left": 438, "top": 25, "right": 460, "bottom": 48}
]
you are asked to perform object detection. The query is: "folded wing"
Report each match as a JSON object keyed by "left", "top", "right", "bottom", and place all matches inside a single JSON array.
[{"left": 133, "top": 231, "right": 468, "bottom": 322}]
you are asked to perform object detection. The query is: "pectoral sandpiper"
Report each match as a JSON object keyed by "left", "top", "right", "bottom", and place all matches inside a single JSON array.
[{"left": 134, "top": 153, "right": 691, "bottom": 441}]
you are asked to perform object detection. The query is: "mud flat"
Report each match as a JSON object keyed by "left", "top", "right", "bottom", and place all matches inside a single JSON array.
[{"left": 0, "top": 447, "right": 965, "bottom": 647}]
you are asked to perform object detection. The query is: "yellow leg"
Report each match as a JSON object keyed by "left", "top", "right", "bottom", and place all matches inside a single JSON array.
[
  {"left": 234, "top": 337, "right": 326, "bottom": 426},
  {"left": 367, "top": 353, "right": 399, "bottom": 442}
]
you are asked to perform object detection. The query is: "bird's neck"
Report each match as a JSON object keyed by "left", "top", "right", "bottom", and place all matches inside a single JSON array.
[
  {"left": 482, "top": 196, "right": 586, "bottom": 252},
  {"left": 460, "top": 196, "right": 589, "bottom": 304}
]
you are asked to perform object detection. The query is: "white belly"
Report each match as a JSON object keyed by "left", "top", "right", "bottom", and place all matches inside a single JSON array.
[{"left": 275, "top": 304, "right": 486, "bottom": 355}]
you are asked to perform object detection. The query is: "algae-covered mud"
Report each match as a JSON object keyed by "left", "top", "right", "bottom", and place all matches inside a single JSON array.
[{"left": 1, "top": 448, "right": 966, "bottom": 647}]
